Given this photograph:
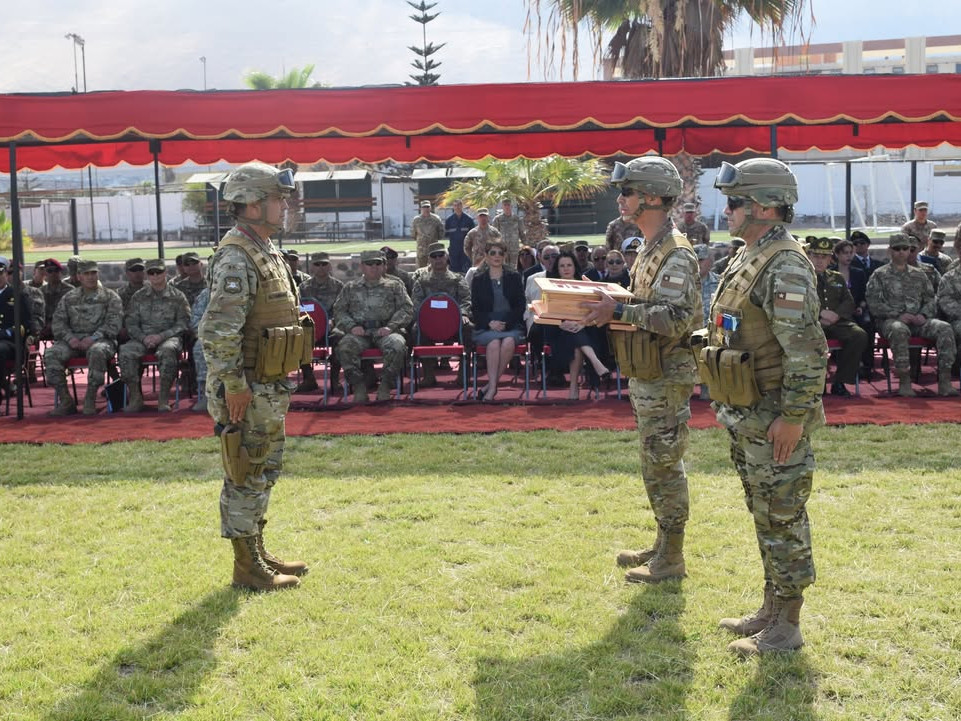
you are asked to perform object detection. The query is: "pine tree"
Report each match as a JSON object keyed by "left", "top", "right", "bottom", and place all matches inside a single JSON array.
[{"left": 407, "top": 1, "right": 445, "bottom": 86}]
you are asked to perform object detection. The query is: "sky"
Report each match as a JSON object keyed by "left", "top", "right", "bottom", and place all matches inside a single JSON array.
[{"left": 0, "top": 1, "right": 956, "bottom": 94}]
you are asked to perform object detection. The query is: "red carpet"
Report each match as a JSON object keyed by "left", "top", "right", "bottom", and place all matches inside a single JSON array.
[{"left": 3, "top": 367, "right": 960, "bottom": 444}]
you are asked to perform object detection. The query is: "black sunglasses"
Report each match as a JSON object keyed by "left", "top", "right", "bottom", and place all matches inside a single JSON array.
[
  {"left": 183, "top": 259, "right": 200, "bottom": 266},
  {"left": 607, "top": 259, "right": 625, "bottom": 265},
  {"left": 311, "top": 260, "right": 329, "bottom": 266},
  {"left": 619, "top": 188, "right": 637, "bottom": 197},
  {"left": 726, "top": 197, "right": 746, "bottom": 211},
  {"left": 429, "top": 252, "right": 446, "bottom": 259},
  {"left": 487, "top": 249, "right": 505, "bottom": 256},
  {"left": 363, "top": 260, "right": 384, "bottom": 266},
  {"left": 146, "top": 269, "right": 165, "bottom": 276},
  {"left": 541, "top": 253, "right": 559, "bottom": 260},
  {"left": 891, "top": 246, "right": 910, "bottom": 252}
]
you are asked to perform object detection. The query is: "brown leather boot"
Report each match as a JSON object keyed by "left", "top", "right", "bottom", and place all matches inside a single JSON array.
[
  {"left": 47, "top": 385, "right": 77, "bottom": 416},
  {"left": 616, "top": 525, "right": 663, "bottom": 568},
  {"left": 625, "top": 527, "right": 686, "bottom": 583},
  {"left": 82, "top": 384, "right": 99, "bottom": 415},
  {"left": 719, "top": 583, "right": 775, "bottom": 637},
  {"left": 897, "top": 370, "right": 915, "bottom": 397},
  {"left": 256, "top": 519, "right": 309, "bottom": 577},
  {"left": 124, "top": 383, "right": 144, "bottom": 413},
  {"left": 728, "top": 595, "right": 804, "bottom": 655},
  {"left": 230, "top": 536, "right": 300, "bottom": 592}
]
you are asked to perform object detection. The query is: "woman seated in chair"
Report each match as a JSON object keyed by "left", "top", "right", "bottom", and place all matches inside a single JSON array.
[
  {"left": 471, "top": 240, "right": 526, "bottom": 401},
  {"left": 603, "top": 249, "right": 631, "bottom": 288},
  {"left": 544, "top": 250, "right": 612, "bottom": 399}
]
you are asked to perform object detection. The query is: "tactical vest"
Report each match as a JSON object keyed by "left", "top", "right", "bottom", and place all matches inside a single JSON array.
[
  {"left": 707, "top": 237, "right": 805, "bottom": 394},
  {"left": 218, "top": 229, "right": 308, "bottom": 382}
]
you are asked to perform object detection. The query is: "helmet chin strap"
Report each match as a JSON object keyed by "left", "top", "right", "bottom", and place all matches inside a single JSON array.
[{"left": 236, "top": 199, "right": 284, "bottom": 237}]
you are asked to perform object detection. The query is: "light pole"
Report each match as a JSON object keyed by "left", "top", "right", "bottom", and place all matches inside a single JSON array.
[
  {"left": 200, "top": 56, "right": 207, "bottom": 90},
  {"left": 65, "top": 32, "right": 96, "bottom": 241}
]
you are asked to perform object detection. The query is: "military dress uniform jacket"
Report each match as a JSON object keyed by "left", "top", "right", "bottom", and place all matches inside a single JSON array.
[
  {"left": 817, "top": 269, "right": 856, "bottom": 319},
  {"left": 865, "top": 263, "right": 936, "bottom": 322},
  {"left": 0, "top": 284, "right": 32, "bottom": 339},
  {"left": 52, "top": 283, "right": 123, "bottom": 343},
  {"left": 125, "top": 284, "right": 190, "bottom": 341},
  {"left": 332, "top": 277, "right": 414, "bottom": 336}
]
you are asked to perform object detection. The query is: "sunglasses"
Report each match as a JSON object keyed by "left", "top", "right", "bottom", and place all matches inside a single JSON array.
[
  {"left": 146, "top": 269, "right": 165, "bottom": 276},
  {"left": 363, "top": 260, "right": 384, "bottom": 266},
  {"left": 311, "top": 261, "right": 329, "bottom": 266},
  {"left": 429, "top": 252, "right": 446, "bottom": 259},
  {"left": 619, "top": 188, "right": 637, "bottom": 198},
  {"left": 593, "top": 255, "right": 608, "bottom": 261},
  {"left": 487, "top": 249, "right": 505, "bottom": 256},
  {"left": 607, "top": 259, "right": 624, "bottom": 265},
  {"left": 45, "top": 267, "right": 61, "bottom": 272},
  {"left": 541, "top": 253, "right": 559, "bottom": 260},
  {"left": 891, "top": 246, "right": 910, "bottom": 252},
  {"left": 932, "top": 240, "right": 945, "bottom": 246},
  {"left": 726, "top": 197, "right": 746, "bottom": 211},
  {"left": 183, "top": 259, "right": 200, "bottom": 266}
]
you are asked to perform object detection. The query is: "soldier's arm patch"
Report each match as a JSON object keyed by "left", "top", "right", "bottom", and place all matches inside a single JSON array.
[
  {"left": 773, "top": 289, "right": 805, "bottom": 320},
  {"left": 222, "top": 277, "right": 243, "bottom": 294},
  {"left": 660, "top": 274, "right": 685, "bottom": 291}
]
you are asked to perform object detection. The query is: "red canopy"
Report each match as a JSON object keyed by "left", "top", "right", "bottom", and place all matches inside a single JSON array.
[{"left": 2, "top": 74, "right": 960, "bottom": 171}]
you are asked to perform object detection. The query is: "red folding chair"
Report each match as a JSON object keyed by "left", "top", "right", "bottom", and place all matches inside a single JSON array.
[
  {"left": 301, "top": 299, "right": 332, "bottom": 406},
  {"left": 472, "top": 342, "right": 531, "bottom": 400},
  {"left": 409, "top": 293, "right": 467, "bottom": 399},
  {"left": 876, "top": 334, "right": 936, "bottom": 393}
]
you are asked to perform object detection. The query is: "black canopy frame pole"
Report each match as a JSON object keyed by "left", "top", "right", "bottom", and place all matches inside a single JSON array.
[
  {"left": 8, "top": 142, "right": 26, "bottom": 419},
  {"left": 151, "top": 139, "right": 164, "bottom": 258}
]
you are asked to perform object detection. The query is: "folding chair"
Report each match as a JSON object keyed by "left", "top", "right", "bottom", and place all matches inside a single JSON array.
[
  {"left": 472, "top": 341, "right": 531, "bottom": 400},
  {"left": 877, "top": 334, "right": 936, "bottom": 393},
  {"left": 343, "top": 348, "right": 404, "bottom": 401},
  {"left": 2, "top": 357, "right": 33, "bottom": 415},
  {"left": 301, "top": 299, "right": 332, "bottom": 406},
  {"left": 409, "top": 293, "right": 467, "bottom": 399}
]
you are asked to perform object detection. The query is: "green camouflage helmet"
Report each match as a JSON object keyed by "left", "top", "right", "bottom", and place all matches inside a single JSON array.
[
  {"left": 222, "top": 162, "right": 295, "bottom": 204},
  {"left": 714, "top": 158, "right": 798, "bottom": 208},
  {"left": 610, "top": 157, "right": 683, "bottom": 198}
]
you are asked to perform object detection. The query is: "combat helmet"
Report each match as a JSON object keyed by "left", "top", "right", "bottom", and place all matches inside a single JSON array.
[
  {"left": 611, "top": 156, "right": 683, "bottom": 199},
  {"left": 223, "top": 162, "right": 295, "bottom": 205},
  {"left": 714, "top": 158, "right": 798, "bottom": 222}
]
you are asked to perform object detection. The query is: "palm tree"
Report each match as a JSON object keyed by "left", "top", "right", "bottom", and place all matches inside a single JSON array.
[
  {"left": 438, "top": 156, "right": 610, "bottom": 243},
  {"left": 243, "top": 64, "right": 325, "bottom": 90}
]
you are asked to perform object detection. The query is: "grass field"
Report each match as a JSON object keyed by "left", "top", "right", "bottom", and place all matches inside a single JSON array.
[{"left": 2, "top": 425, "right": 958, "bottom": 720}]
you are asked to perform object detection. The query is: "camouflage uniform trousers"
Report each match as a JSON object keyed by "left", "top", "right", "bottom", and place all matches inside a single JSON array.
[
  {"left": 949, "top": 321, "right": 961, "bottom": 363},
  {"left": 727, "top": 427, "right": 815, "bottom": 598},
  {"left": 629, "top": 378, "right": 693, "bottom": 532},
  {"left": 192, "top": 338, "right": 208, "bottom": 390},
  {"left": 118, "top": 337, "right": 183, "bottom": 382},
  {"left": 879, "top": 318, "right": 957, "bottom": 373},
  {"left": 44, "top": 340, "right": 116, "bottom": 389},
  {"left": 208, "top": 378, "right": 292, "bottom": 538},
  {"left": 336, "top": 332, "right": 407, "bottom": 385}
]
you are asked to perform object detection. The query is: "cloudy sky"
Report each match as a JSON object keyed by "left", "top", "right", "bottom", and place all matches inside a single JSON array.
[{"left": 1, "top": 1, "right": 955, "bottom": 93}]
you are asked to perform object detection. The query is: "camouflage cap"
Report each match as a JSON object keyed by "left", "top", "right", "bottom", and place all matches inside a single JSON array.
[
  {"left": 682, "top": 202, "right": 697, "bottom": 212},
  {"left": 78, "top": 259, "right": 98, "bottom": 273},
  {"left": 427, "top": 242, "right": 447, "bottom": 255},
  {"left": 807, "top": 237, "right": 835, "bottom": 255},
  {"left": 914, "top": 200, "right": 929, "bottom": 210},
  {"left": 360, "top": 249, "right": 385, "bottom": 263},
  {"left": 67, "top": 255, "right": 82, "bottom": 272},
  {"left": 476, "top": 207, "right": 490, "bottom": 216},
  {"left": 34, "top": 259, "right": 46, "bottom": 269},
  {"left": 889, "top": 232, "right": 913, "bottom": 248},
  {"left": 282, "top": 249, "right": 299, "bottom": 260},
  {"left": 145, "top": 258, "right": 165, "bottom": 271},
  {"left": 420, "top": 200, "right": 432, "bottom": 208},
  {"left": 695, "top": 244, "right": 712, "bottom": 260},
  {"left": 573, "top": 240, "right": 590, "bottom": 250},
  {"left": 309, "top": 251, "right": 330, "bottom": 263},
  {"left": 125, "top": 257, "right": 146, "bottom": 271},
  {"left": 182, "top": 251, "right": 201, "bottom": 263},
  {"left": 930, "top": 230, "right": 946, "bottom": 242}
]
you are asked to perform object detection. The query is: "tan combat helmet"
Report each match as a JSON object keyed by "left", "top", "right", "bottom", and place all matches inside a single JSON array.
[
  {"left": 222, "top": 162, "right": 295, "bottom": 205},
  {"left": 611, "top": 156, "right": 683, "bottom": 199},
  {"left": 714, "top": 158, "right": 799, "bottom": 222}
]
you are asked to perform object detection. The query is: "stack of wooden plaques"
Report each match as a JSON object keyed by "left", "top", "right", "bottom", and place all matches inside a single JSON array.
[{"left": 530, "top": 277, "right": 636, "bottom": 332}]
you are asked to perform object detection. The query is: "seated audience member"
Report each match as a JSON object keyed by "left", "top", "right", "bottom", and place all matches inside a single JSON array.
[
  {"left": 585, "top": 247, "right": 608, "bottom": 281},
  {"left": 523, "top": 244, "right": 563, "bottom": 385},
  {"left": 865, "top": 232, "right": 958, "bottom": 397},
  {"left": 602, "top": 250, "right": 631, "bottom": 288},
  {"left": 573, "top": 241, "right": 595, "bottom": 275},
  {"left": 543, "top": 250, "right": 611, "bottom": 399},
  {"left": 0, "top": 257, "right": 32, "bottom": 401},
  {"left": 117, "top": 258, "right": 146, "bottom": 312},
  {"left": 333, "top": 249, "right": 413, "bottom": 403},
  {"left": 621, "top": 236, "right": 642, "bottom": 270},
  {"left": 523, "top": 240, "right": 551, "bottom": 280},
  {"left": 919, "top": 229, "right": 952, "bottom": 275},
  {"left": 906, "top": 234, "right": 942, "bottom": 294},
  {"left": 411, "top": 242, "right": 473, "bottom": 386},
  {"left": 807, "top": 237, "right": 868, "bottom": 397},
  {"left": 850, "top": 230, "right": 886, "bottom": 278},
  {"left": 471, "top": 239, "right": 526, "bottom": 402},
  {"left": 40, "top": 258, "right": 72, "bottom": 339},
  {"left": 382, "top": 245, "right": 413, "bottom": 295},
  {"left": 171, "top": 251, "right": 207, "bottom": 307},
  {"left": 517, "top": 245, "right": 537, "bottom": 274},
  {"left": 119, "top": 259, "right": 191, "bottom": 412},
  {"left": 190, "top": 288, "right": 210, "bottom": 412},
  {"left": 711, "top": 238, "right": 744, "bottom": 275},
  {"left": 936, "top": 262, "right": 961, "bottom": 360},
  {"left": 296, "top": 251, "right": 345, "bottom": 394},
  {"left": 832, "top": 237, "right": 873, "bottom": 376},
  {"left": 44, "top": 260, "right": 123, "bottom": 415}
]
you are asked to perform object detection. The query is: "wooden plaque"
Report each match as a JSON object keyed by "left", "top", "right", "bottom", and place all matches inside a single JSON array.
[{"left": 530, "top": 277, "right": 636, "bottom": 331}]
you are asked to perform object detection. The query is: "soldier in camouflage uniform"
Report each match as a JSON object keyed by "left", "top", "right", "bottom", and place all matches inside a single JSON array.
[
  {"left": 119, "top": 258, "right": 190, "bottom": 412},
  {"left": 40, "top": 258, "right": 73, "bottom": 338},
  {"left": 382, "top": 245, "right": 414, "bottom": 296},
  {"left": 709, "top": 159, "right": 827, "bottom": 655},
  {"left": 411, "top": 241, "right": 473, "bottom": 387},
  {"left": 172, "top": 251, "right": 207, "bottom": 308},
  {"left": 45, "top": 260, "right": 123, "bottom": 415},
  {"left": 295, "top": 251, "right": 344, "bottom": 394},
  {"left": 463, "top": 208, "right": 502, "bottom": 267},
  {"left": 21, "top": 276, "right": 44, "bottom": 337},
  {"left": 582, "top": 156, "right": 702, "bottom": 585},
  {"left": 411, "top": 200, "right": 446, "bottom": 268},
  {"left": 199, "top": 161, "right": 308, "bottom": 593},
  {"left": 866, "top": 232, "right": 958, "bottom": 397},
  {"left": 919, "top": 229, "right": 952, "bottom": 275},
  {"left": 605, "top": 216, "right": 641, "bottom": 252},
  {"left": 190, "top": 288, "right": 210, "bottom": 412},
  {"left": 907, "top": 234, "right": 942, "bottom": 293},
  {"left": 936, "top": 261, "right": 961, "bottom": 357},
  {"left": 677, "top": 202, "right": 711, "bottom": 244},
  {"left": 333, "top": 249, "right": 413, "bottom": 402},
  {"left": 491, "top": 197, "right": 526, "bottom": 270},
  {"left": 117, "top": 258, "right": 146, "bottom": 311},
  {"left": 901, "top": 200, "right": 937, "bottom": 248}
]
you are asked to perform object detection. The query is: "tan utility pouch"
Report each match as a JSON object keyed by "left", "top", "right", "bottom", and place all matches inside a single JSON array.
[
  {"left": 255, "top": 325, "right": 308, "bottom": 382},
  {"left": 220, "top": 424, "right": 250, "bottom": 485},
  {"left": 610, "top": 328, "right": 663, "bottom": 381},
  {"left": 697, "top": 345, "right": 761, "bottom": 406}
]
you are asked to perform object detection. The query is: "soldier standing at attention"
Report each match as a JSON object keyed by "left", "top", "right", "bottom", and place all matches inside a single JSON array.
[
  {"left": 491, "top": 196, "right": 526, "bottom": 270},
  {"left": 582, "top": 157, "right": 702, "bottom": 585},
  {"left": 901, "top": 200, "right": 937, "bottom": 248},
  {"left": 463, "top": 208, "right": 501, "bottom": 268},
  {"left": 701, "top": 159, "right": 826, "bottom": 655},
  {"left": 866, "top": 232, "right": 958, "bottom": 397},
  {"left": 45, "top": 260, "right": 123, "bottom": 415},
  {"left": 677, "top": 202, "right": 711, "bottom": 245},
  {"left": 199, "top": 162, "right": 310, "bottom": 592},
  {"left": 120, "top": 258, "right": 190, "bottom": 412},
  {"left": 411, "top": 200, "right": 446, "bottom": 268}
]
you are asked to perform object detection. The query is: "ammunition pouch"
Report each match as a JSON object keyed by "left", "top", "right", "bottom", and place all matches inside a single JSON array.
[
  {"left": 610, "top": 328, "right": 663, "bottom": 381},
  {"left": 691, "top": 333, "right": 761, "bottom": 407},
  {"left": 254, "top": 322, "right": 310, "bottom": 382},
  {"left": 220, "top": 424, "right": 270, "bottom": 486}
]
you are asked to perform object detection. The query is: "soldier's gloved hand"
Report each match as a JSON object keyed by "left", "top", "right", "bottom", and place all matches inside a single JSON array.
[{"left": 225, "top": 386, "right": 253, "bottom": 424}]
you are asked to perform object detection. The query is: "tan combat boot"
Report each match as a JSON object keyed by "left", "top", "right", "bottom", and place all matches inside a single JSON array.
[
  {"left": 896, "top": 370, "right": 915, "bottom": 397},
  {"left": 937, "top": 370, "right": 960, "bottom": 397},
  {"left": 616, "top": 525, "right": 664, "bottom": 568},
  {"left": 230, "top": 536, "right": 300, "bottom": 592},
  {"left": 257, "top": 519, "right": 309, "bottom": 577},
  {"left": 376, "top": 381, "right": 392, "bottom": 401},
  {"left": 47, "top": 385, "right": 77, "bottom": 416},
  {"left": 124, "top": 383, "right": 144, "bottom": 413},
  {"left": 82, "top": 384, "right": 99, "bottom": 415},
  {"left": 719, "top": 583, "right": 775, "bottom": 637},
  {"left": 728, "top": 595, "right": 804, "bottom": 656},
  {"left": 352, "top": 382, "right": 368, "bottom": 403},
  {"left": 157, "top": 373, "right": 176, "bottom": 412},
  {"left": 625, "top": 527, "right": 686, "bottom": 583}
]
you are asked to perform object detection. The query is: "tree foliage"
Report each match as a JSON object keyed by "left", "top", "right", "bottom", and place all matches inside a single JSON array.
[
  {"left": 244, "top": 64, "right": 325, "bottom": 90},
  {"left": 0, "top": 209, "right": 33, "bottom": 253},
  {"left": 407, "top": 1, "right": 445, "bottom": 86}
]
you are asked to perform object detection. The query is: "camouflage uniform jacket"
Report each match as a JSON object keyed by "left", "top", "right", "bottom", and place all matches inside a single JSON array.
[
  {"left": 52, "top": 283, "right": 123, "bottom": 343},
  {"left": 712, "top": 225, "right": 826, "bottom": 430},
  {"left": 171, "top": 276, "right": 207, "bottom": 308},
  {"left": 387, "top": 268, "right": 414, "bottom": 296},
  {"left": 677, "top": 219, "right": 710, "bottom": 245},
  {"left": 117, "top": 282, "right": 146, "bottom": 312},
  {"left": 411, "top": 213, "right": 446, "bottom": 267},
  {"left": 490, "top": 213, "right": 525, "bottom": 268},
  {"left": 913, "top": 261, "right": 942, "bottom": 294},
  {"left": 936, "top": 265, "right": 961, "bottom": 321},
  {"left": 41, "top": 281, "right": 74, "bottom": 325},
  {"left": 411, "top": 269, "right": 471, "bottom": 319},
  {"left": 699, "top": 271, "right": 719, "bottom": 328},
  {"left": 23, "top": 285, "right": 45, "bottom": 335},
  {"left": 125, "top": 284, "right": 190, "bottom": 342},
  {"left": 332, "top": 276, "right": 413, "bottom": 335},
  {"left": 816, "top": 269, "right": 856, "bottom": 319},
  {"left": 463, "top": 225, "right": 502, "bottom": 265},
  {"left": 919, "top": 250, "right": 952, "bottom": 275},
  {"left": 901, "top": 218, "right": 937, "bottom": 246},
  {"left": 299, "top": 275, "right": 344, "bottom": 313},
  {"left": 865, "top": 263, "right": 936, "bottom": 322},
  {"left": 605, "top": 217, "right": 640, "bottom": 251}
]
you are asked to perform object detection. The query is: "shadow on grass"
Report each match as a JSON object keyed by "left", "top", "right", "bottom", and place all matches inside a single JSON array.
[
  {"left": 44, "top": 588, "right": 240, "bottom": 721},
  {"left": 728, "top": 650, "right": 818, "bottom": 721},
  {"left": 474, "top": 582, "right": 694, "bottom": 720}
]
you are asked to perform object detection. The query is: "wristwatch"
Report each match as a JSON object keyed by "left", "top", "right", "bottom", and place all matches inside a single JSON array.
[{"left": 612, "top": 302, "right": 624, "bottom": 322}]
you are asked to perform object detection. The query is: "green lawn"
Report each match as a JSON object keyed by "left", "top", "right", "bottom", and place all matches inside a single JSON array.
[{"left": 2, "top": 425, "right": 957, "bottom": 720}]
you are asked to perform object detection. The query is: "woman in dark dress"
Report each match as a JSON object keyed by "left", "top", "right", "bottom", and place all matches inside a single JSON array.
[{"left": 832, "top": 237, "right": 873, "bottom": 374}]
